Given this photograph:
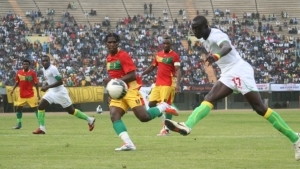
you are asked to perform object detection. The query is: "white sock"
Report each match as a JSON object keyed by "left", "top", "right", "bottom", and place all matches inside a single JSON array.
[
  {"left": 119, "top": 132, "right": 134, "bottom": 146},
  {"left": 87, "top": 117, "right": 94, "bottom": 124},
  {"left": 160, "top": 113, "right": 166, "bottom": 122},
  {"left": 156, "top": 102, "right": 167, "bottom": 112},
  {"left": 40, "top": 125, "right": 46, "bottom": 131}
]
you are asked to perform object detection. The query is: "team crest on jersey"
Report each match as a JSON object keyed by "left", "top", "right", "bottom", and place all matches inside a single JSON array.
[
  {"left": 18, "top": 75, "right": 33, "bottom": 81},
  {"left": 107, "top": 60, "right": 121, "bottom": 70},
  {"left": 156, "top": 56, "right": 173, "bottom": 64}
]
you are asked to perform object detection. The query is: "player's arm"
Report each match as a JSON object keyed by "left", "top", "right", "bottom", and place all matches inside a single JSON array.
[
  {"left": 119, "top": 52, "right": 138, "bottom": 83},
  {"left": 141, "top": 65, "right": 156, "bottom": 76},
  {"left": 42, "top": 68, "right": 63, "bottom": 92},
  {"left": 142, "top": 54, "right": 157, "bottom": 76},
  {"left": 120, "top": 70, "right": 136, "bottom": 83},
  {"left": 11, "top": 74, "right": 20, "bottom": 95},
  {"left": 218, "top": 41, "right": 232, "bottom": 57},
  {"left": 47, "top": 75, "right": 63, "bottom": 88},
  {"left": 206, "top": 34, "right": 232, "bottom": 65},
  {"left": 32, "top": 71, "right": 40, "bottom": 99}
]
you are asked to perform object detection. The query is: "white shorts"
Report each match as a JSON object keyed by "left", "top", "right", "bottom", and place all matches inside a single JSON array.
[
  {"left": 43, "top": 87, "right": 72, "bottom": 108},
  {"left": 219, "top": 60, "right": 258, "bottom": 95}
]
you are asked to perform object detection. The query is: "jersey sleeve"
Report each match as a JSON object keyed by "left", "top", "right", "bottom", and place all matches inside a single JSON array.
[
  {"left": 173, "top": 52, "right": 181, "bottom": 66},
  {"left": 32, "top": 71, "right": 38, "bottom": 84},
  {"left": 15, "top": 71, "right": 20, "bottom": 83},
  {"left": 51, "top": 66, "right": 61, "bottom": 79},
  {"left": 152, "top": 55, "right": 158, "bottom": 67},
  {"left": 210, "top": 30, "right": 230, "bottom": 46},
  {"left": 120, "top": 52, "right": 136, "bottom": 74}
]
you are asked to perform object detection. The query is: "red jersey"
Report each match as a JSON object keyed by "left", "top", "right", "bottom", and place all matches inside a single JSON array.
[
  {"left": 15, "top": 69, "right": 38, "bottom": 98},
  {"left": 106, "top": 50, "right": 140, "bottom": 89},
  {"left": 152, "top": 50, "right": 180, "bottom": 86}
]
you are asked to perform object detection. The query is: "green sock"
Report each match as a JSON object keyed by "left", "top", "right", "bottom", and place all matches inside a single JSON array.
[
  {"left": 34, "top": 110, "right": 39, "bottom": 125},
  {"left": 113, "top": 120, "right": 127, "bottom": 135},
  {"left": 166, "top": 114, "right": 173, "bottom": 120},
  {"left": 16, "top": 112, "right": 22, "bottom": 126},
  {"left": 185, "top": 101, "right": 213, "bottom": 128},
  {"left": 34, "top": 110, "right": 38, "bottom": 118},
  {"left": 74, "top": 109, "right": 88, "bottom": 120},
  {"left": 147, "top": 107, "right": 162, "bottom": 119},
  {"left": 264, "top": 108, "right": 299, "bottom": 143},
  {"left": 38, "top": 110, "right": 45, "bottom": 126}
]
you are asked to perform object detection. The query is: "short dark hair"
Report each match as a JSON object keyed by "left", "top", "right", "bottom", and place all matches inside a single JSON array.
[
  {"left": 104, "top": 33, "right": 120, "bottom": 43},
  {"left": 192, "top": 15, "right": 208, "bottom": 26},
  {"left": 42, "top": 55, "right": 50, "bottom": 59},
  {"left": 163, "top": 36, "right": 172, "bottom": 43},
  {"left": 22, "top": 59, "right": 31, "bottom": 65}
]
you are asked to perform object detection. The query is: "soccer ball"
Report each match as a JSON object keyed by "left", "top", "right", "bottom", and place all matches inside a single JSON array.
[
  {"left": 106, "top": 79, "right": 128, "bottom": 100},
  {"left": 96, "top": 105, "right": 103, "bottom": 114}
]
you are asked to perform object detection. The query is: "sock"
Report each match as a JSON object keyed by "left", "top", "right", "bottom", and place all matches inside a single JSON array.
[
  {"left": 119, "top": 131, "right": 134, "bottom": 146},
  {"left": 34, "top": 110, "right": 38, "bottom": 118},
  {"left": 156, "top": 103, "right": 167, "bottom": 112},
  {"left": 185, "top": 101, "right": 213, "bottom": 128},
  {"left": 166, "top": 114, "right": 173, "bottom": 120},
  {"left": 16, "top": 112, "right": 22, "bottom": 126},
  {"left": 38, "top": 110, "right": 45, "bottom": 129},
  {"left": 113, "top": 120, "right": 127, "bottom": 135},
  {"left": 264, "top": 108, "right": 299, "bottom": 143},
  {"left": 147, "top": 107, "right": 162, "bottom": 119},
  {"left": 73, "top": 109, "right": 88, "bottom": 120},
  {"left": 159, "top": 113, "right": 165, "bottom": 122}
]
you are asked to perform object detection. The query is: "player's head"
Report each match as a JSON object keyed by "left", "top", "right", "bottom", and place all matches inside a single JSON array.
[
  {"left": 41, "top": 55, "right": 50, "bottom": 69},
  {"left": 191, "top": 15, "right": 210, "bottom": 39},
  {"left": 163, "top": 36, "right": 172, "bottom": 53},
  {"left": 105, "top": 33, "right": 120, "bottom": 55},
  {"left": 22, "top": 59, "right": 30, "bottom": 71}
]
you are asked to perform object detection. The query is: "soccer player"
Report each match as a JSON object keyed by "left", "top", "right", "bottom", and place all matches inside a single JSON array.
[
  {"left": 142, "top": 36, "right": 181, "bottom": 136},
  {"left": 104, "top": 33, "right": 178, "bottom": 151},
  {"left": 11, "top": 59, "right": 40, "bottom": 129},
  {"left": 32, "top": 55, "right": 95, "bottom": 134},
  {"left": 164, "top": 15, "right": 300, "bottom": 160}
]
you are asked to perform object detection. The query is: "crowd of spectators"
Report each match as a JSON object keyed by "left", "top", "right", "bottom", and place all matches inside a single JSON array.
[
  {"left": 208, "top": 8, "right": 300, "bottom": 84},
  {"left": 0, "top": 9, "right": 209, "bottom": 88},
  {"left": 1, "top": 6, "right": 300, "bottom": 89}
]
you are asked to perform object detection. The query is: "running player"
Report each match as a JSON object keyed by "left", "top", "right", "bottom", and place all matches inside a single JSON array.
[
  {"left": 11, "top": 59, "right": 40, "bottom": 129},
  {"left": 164, "top": 15, "right": 300, "bottom": 160},
  {"left": 142, "top": 36, "right": 181, "bottom": 136},
  {"left": 32, "top": 55, "right": 95, "bottom": 134},
  {"left": 104, "top": 33, "right": 178, "bottom": 151}
]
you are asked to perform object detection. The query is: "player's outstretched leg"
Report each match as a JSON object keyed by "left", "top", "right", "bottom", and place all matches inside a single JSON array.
[
  {"left": 165, "top": 101, "right": 213, "bottom": 136},
  {"left": 72, "top": 108, "right": 96, "bottom": 131},
  {"left": 263, "top": 108, "right": 300, "bottom": 160}
]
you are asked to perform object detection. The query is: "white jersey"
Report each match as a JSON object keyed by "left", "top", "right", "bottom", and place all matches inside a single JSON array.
[
  {"left": 43, "top": 64, "right": 64, "bottom": 92},
  {"left": 200, "top": 28, "right": 242, "bottom": 73}
]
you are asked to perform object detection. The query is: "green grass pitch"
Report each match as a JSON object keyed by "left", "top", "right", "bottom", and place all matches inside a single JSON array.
[{"left": 0, "top": 109, "right": 300, "bottom": 169}]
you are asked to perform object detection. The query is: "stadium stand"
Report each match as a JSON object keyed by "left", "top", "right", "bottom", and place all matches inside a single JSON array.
[{"left": 0, "top": 0, "right": 300, "bottom": 88}]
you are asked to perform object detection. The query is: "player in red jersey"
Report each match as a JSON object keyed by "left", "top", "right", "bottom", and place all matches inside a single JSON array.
[
  {"left": 11, "top": 59, "right": 40, "bottom": 129},
  {"left": 103, "top": 33, "right": 178, "bottom": 151},
  {"left": 142, "top": 36, "right": 181, "bottom": 136}
]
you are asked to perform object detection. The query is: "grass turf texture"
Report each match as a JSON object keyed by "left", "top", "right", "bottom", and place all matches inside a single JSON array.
[{"left": 0, "top": 110, "right": 299, "bottom": 169}]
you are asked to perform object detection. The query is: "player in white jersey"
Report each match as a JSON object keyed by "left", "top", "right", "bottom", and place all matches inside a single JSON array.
[
  {"left": 32, "top": 55, "right": 95, "bottom": 134},
  {"left": 164, "top": 16, "right": 300, "bottom": 160}
]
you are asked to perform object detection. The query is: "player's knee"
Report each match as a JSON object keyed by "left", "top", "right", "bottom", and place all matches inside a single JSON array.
[
  {"left": 148, "top": 101, "right": 156, "bottom": 108},
  {"left": 137, "top": 114, "right": 151, "bottom": 122},
  {"left": 110, "top": 111, "right": 122, "bottom": 122}
]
